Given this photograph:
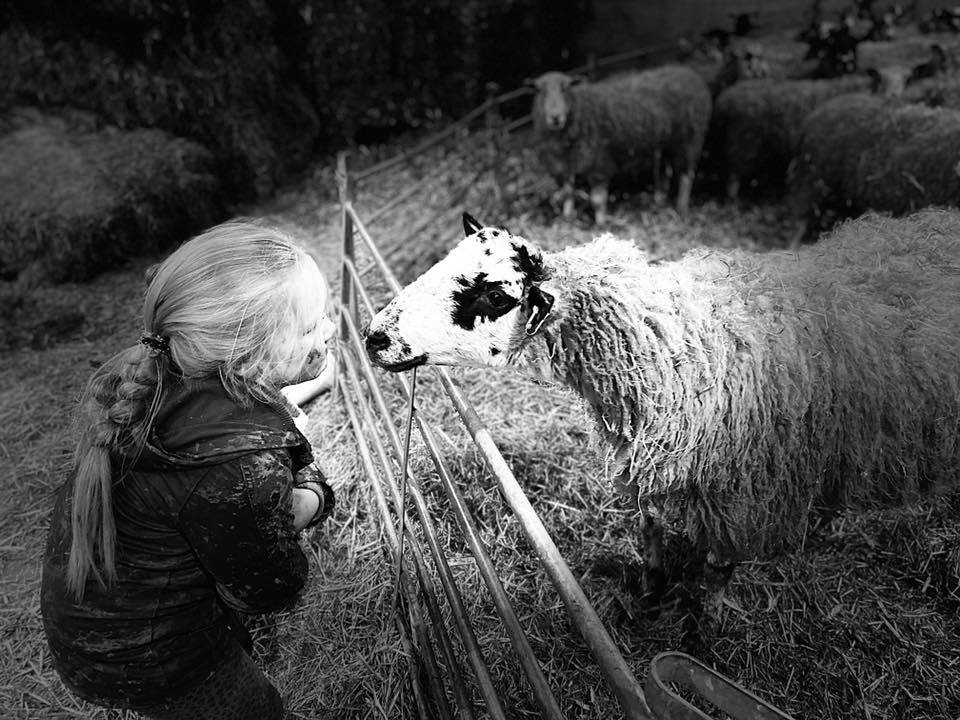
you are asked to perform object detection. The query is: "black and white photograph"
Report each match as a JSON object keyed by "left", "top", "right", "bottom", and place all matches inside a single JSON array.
[{"left": 2, "top": 1, "right": 959, "bottom": 718}]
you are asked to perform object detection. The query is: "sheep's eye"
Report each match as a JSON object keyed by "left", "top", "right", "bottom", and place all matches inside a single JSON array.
[{"left": 486, "top": 289, "right": 512, "bottom": 308}]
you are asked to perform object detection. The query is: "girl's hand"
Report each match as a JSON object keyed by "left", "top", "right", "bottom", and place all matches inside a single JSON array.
[
  {"left": 281, "top": 350, "right": 337, "bottom": 408},
  {"left": 291, "top": 486, "right": 320, "bottom": 531}
]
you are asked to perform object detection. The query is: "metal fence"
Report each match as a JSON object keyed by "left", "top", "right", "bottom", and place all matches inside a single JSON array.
[{"left": 329, "top": 44, "right": 798, "bottom": 720}]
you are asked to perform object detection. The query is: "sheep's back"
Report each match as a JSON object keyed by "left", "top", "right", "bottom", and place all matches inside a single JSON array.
[
  {"left": 548, "top": 211, "right": 960, "bottom": 559},
  {"left": 573, "top": 66, "right": 711, "bottom": 156},
  {"left": 680, "top": 210, "right": 960, "bottom": 554},
  {"left": 792, "top": 94, "right": 960, "bottom": 216},
  {"left": 620, "top": 65, "right": 712, "bottom": 145},
  {"left": 713, "top": 75, "right": 871, "bottom": 181}
]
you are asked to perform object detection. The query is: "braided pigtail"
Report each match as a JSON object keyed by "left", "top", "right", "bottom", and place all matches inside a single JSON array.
[{"left": 67, "top": 340, "right": 165, "bottom": 599}]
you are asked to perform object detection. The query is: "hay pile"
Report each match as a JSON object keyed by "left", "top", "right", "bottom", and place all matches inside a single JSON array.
[
  {"left": 789, "top": 93, "right": 960, "bottom": 234},
  {"left": 0, "top": 109, "right": 223, "bottom": 290}
]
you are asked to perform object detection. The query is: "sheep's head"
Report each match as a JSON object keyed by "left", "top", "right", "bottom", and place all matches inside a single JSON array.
[
  {"left": 529, "top": 71, "right": 583, "bottom": 131},
  {"left": 867, "top": 65, "right": 912, "bottom": 98},
  {"left": 364, "top": 213, "right": 554, "bottom": 371}
]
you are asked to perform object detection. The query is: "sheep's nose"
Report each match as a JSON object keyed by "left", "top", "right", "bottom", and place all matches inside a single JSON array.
[{"left": 365, "top": 329, "right": 391, "bottom": 354}]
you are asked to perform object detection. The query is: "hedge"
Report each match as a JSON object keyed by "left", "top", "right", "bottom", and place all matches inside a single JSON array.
[
  {"left": 0, "top": 0, "right": 589, "bottom": 199},
  {"left": 0, "top": 108, "right": 223, "bottom": 287}
]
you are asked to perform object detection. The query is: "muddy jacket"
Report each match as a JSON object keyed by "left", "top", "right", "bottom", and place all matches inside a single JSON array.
[{"left": 41, "top": 376, "right": 322, "bottom": 708}]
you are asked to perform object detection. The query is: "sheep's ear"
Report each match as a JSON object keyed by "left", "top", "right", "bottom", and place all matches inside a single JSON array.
[
  {"left": 463, "top": 212, "right": 484, "bottom": 237},
  {"left": 525, "top": 286, "right": 554, "bottom": 336},
  {"left": 570, "top": 74, "right": 587, "bottom": 86}
]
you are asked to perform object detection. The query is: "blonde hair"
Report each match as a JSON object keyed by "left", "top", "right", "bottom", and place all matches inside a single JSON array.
[{"left": 67, "top": 219, "right": 329, "bottom": 598}]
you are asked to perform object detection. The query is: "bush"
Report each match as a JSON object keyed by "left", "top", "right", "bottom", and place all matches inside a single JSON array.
[
  {"left": 0, "top": 1, "right": 589, "bottom": 164},
  {"left": 0, "top": 108, "right": 223, "bottom": 286},
  {"left": 0, "top": 0, "right": 319, "bottom": 201},
  {"left": 300, "top": 0, "right": 592, "bottom": 144}
]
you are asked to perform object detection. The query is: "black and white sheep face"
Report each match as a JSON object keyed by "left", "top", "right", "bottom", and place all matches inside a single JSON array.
[
  {"left": 364, "top": 214, "right": 553, "bottom": 372},
  {"left": 531, "top": 71, "right": 581, "bottom": 131}
]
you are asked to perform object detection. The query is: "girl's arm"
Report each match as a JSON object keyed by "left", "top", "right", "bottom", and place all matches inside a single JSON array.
[
  {"left": 281, "top": 349, "right": 337, "bottom": 407},
  {"left": 291, "top": 464, "right": 336, "bottom": 531},
  {"left": 178, "top": 449, "right": 311, "bottom": 614}
]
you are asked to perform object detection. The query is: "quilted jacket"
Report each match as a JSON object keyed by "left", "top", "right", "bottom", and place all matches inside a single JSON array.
[{"left": 41, "top": 376, "right": 324, "bottom": 708}]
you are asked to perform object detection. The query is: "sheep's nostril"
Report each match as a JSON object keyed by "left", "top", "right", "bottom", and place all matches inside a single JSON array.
[{"left": 365, "top": 329, "right": 391, "bottom": 354}]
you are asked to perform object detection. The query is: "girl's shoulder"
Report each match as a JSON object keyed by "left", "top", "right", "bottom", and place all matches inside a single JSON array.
[{"left": 136, "top": 376, "right": 312, "bottom": 472}]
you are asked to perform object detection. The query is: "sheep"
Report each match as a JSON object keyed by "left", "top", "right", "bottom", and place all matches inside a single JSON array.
[
  {"left": 683, "top": 40, "right": 814, "bottom": 98},
  {"left": 529, "top": 66, "right": 711, "bottom": 223},
  {"left": 788, "top": 92, "right": 960, "bottom": 242},
  {"left": 365, "top": 210, "right": 960, "bottom": 609},
  {"left": 710, "top": 67, "right": 911, "bottom": 202}
]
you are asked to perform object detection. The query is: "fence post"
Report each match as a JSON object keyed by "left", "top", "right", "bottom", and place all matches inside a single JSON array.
[
  {"left": 484, "top": 81, "right": 506, "bottom": 210},
  {"left": 337, "top": 152, "right": 357, "bottom": 343}
]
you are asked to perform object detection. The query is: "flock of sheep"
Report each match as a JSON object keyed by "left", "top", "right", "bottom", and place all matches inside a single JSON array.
[
  {"left": 361, "top": 17, "right": 960, "bottom": 626},
  {"left": 526, "top": 27, "right": 960, "bottom": 245}
]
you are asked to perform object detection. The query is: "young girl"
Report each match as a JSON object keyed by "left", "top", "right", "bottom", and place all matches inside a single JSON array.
[{"left": 41, "top": 220, "right": 337, "bottom": 720}]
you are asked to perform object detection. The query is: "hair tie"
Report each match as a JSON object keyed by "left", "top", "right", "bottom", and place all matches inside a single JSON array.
[{"left": 139, "top": 332, "right": 170, "bottom": 357}]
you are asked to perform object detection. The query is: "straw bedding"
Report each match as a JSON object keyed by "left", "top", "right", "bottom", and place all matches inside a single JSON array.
[{"left": 529, "top": 208, "right": 960, "bottom": 565}]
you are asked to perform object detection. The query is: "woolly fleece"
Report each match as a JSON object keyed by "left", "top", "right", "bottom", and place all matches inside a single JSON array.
[
  {"left": 532, "top": 65, "right": 711, "bottom": 187},
  {"left": 526, "top": 209, "right": 960, "bottom": 561}
]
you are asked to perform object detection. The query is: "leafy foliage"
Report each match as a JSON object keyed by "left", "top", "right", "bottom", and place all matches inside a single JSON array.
[
  {"left": 0, "top": 109, "right": 223, "bottom": 287},
  {"left": 0, "top": 0, "right": 589, "bottom": 199}
]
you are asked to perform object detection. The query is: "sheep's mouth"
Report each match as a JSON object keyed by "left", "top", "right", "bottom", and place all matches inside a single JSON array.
[{"left": 376, "top": 354, "right": 428, "bottom": 372}]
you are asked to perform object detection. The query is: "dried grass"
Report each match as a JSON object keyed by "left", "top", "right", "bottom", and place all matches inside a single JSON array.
[{"left": 3, "top": 119, "right": 960, "bottom": 720}]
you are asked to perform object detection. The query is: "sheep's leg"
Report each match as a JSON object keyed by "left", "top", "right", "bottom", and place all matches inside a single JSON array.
[
  {"left": 787, "top": 225, "right": 808, "bottom": 250},
  {"left": 652, "top": 148, "right": 666, "bottom": 205},
  {"left": 725, "top": 174, "right": 740, "bottom": 203},
  {"left": 676, "top": 172, "right": 694, "bottom": 216},
  {"left": 676, "top": 138, "right": 703, "bottom": 216},
  {"left": 677, "top": 549, "right": 738, "bottom": 653},
  {"left": 590, "top": 182, "right": 609, "bottom": 225},
  {"left": 701, "top": 550, "right": 737, "bottom": 619},
  {"left": 561, "top": 178, "right": 576, "bottom": 219},
  {"left": 639, "top": 510, "right": 666, "bottom": 601}
]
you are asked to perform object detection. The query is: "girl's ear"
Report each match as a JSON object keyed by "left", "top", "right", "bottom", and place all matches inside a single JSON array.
[{"left": 463, "top": 212, "right": 485, "bottom": 237}]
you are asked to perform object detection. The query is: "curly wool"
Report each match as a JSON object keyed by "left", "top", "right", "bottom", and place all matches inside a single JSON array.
[
  {"left": 533, "top": 65, "right": 711, "bottom": 184},
  {"left": 789, "top": 93, "right": 960, "bottom": 230},
  {"left": 526, "top": 209, "right": 960, "bottom": 561},
  {"left": 712, "top": 74, "right": 872, "bottom": 192}
]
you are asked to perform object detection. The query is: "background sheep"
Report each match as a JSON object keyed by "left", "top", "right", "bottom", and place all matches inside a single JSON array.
[
  {"left": 529, "top": 66, "right": 711, "bottom": 223},
  {"left": 365, "top": 210, "right": 960, "bottom": 608},
  {"left": 709, "top": 64, "right": 917, "bottom": 202},
  {"left": 681, "top": 37, "right": 820, "bottom": 97},
  {"left": 788, "top": 92, "right": 960, "bottom": 241}
]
